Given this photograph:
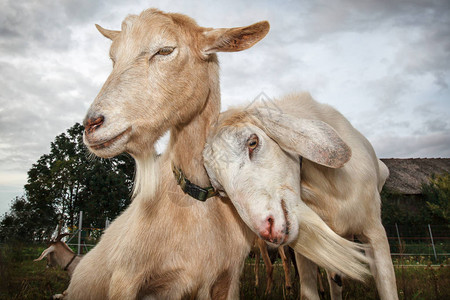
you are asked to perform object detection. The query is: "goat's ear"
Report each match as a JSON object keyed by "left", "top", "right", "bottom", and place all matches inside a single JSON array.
[
  {"left": 201, "top": 21, "right": 270, "bottom": 55},
  {"left": 95, "top": 24, "right": 120, "bottom": 40},
  {"left": 252, "top": 108, "right": 351, "bottom": 168},
  {"left": 34, "top": 245, "right": 55, "bottom": 262}
]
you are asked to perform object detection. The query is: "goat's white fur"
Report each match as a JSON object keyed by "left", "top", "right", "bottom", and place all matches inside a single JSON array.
[
  {"left": 132, "top": 150, "right": 159, "bottom": 200},
  {"left": 203, "top": 93, "right": 397, "bottom": 299}
]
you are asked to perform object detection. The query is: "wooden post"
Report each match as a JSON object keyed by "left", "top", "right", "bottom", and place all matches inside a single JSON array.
[
  {"left": 78, "top": 211, "right": 83, "bottom": 255},
  {"left": 428, "top": 224, "right": 438, "bottom": 261},
  {"left": 57, "top": 219, "right": 63, "bottom": 236},
  {"left": 395, "top": 223, "right": 402, "bottom": 254}
]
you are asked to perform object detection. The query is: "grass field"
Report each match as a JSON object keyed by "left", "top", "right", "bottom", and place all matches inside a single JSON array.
[
  {"left": 0, "top": 244, "right": 70, "bottom": 300},
  {"left": 1, "top": 243, "right": 449, "bottom": 300}
]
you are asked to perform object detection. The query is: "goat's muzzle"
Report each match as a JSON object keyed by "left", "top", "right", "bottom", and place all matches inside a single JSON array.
[
  {"left": 258, "top": 199, "right": 290, "bottom": 245},
  {"left": 84, "top": 115, "right": 104, "bottom": 135}
]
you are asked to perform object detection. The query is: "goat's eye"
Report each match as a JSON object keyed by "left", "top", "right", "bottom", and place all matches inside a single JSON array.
[
  {"left": 157, "top": 47, "right": 175, "bottom": 56},
  {"left": 248, "top": 139, "right": 258, "bottom": 149},
  {"left": 247, "top": 134, "right": 259, "bottom": 158}
]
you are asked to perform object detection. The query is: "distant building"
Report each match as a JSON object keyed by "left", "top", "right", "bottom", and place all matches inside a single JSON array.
[
  {"left": 381, "top": 158, "right": 450, "bottom": 196},
  {"left": 380, "top": 158, "right": 449, "bottom": 236}
]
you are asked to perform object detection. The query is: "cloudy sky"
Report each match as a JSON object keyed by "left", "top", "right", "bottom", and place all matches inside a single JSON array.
[{"left": 1, "top": 0, "right": 449, "bottom": 216}]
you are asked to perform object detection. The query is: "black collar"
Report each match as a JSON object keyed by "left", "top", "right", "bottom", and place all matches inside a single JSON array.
[
  {"left": 64, "top": 254, "right": 77, "bottom": 271},
  {"left": 172, "top": 163, "right": 218, "bottom": 202}
]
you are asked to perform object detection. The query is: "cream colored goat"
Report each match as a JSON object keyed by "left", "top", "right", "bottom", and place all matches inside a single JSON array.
[
  {"left": 66, "top": 8, "right": 270, "bottom": 300},
  {"left": 67, "top": 9, "right": 371, "bottom": 299},
  {"left": 203, "top": 93, "right": 397, "bottom": 299},
  {"left": 35, "top": 234, "right": 81, "bottom": 299},
  {"left": 34, "top": 234, "right": 81, "bottom": 277}
]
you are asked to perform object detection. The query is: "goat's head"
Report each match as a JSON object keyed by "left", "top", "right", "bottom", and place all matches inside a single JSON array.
[
  {"left": 83, "top": 8, "right": 270, "bottom": 158},
  {"left": 203, "top": 107, "right": 351, "bottom": 246}
]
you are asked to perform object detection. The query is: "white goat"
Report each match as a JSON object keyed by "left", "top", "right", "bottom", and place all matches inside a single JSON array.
[{"left": 203, "top": 93, "right": 397, "bottom": 299}]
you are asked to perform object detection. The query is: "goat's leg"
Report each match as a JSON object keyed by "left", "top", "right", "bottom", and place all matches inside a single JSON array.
[
  {"left": 109, "top": 270, "right": 140, "bottom": 300},
  {"left": 208, "top": 268, "right": 238, "bottom": 300},
  {"left": 226, "top": 267, "right": 243, "bottom": 300},
  {"left": 289, "top": 246, "right": 299, "bottom": 278},
  {"left": 257, "top": 238, "right": 274, "bottom": 295},
  {"left": 295, "top": 252, "right": 320, "bottom": 300},
  {"left": 52, "top": 291, "right": 66, "bottom": 300},
  {"left": 279, "top": 245, "right": 292, "bottom": 294},
  {"left": 327, "top": 271, "right": 343, "bottom": 300},
  {"left": 361, "top": 221, "right": 398, "bottom": 300},
  {"left": 255, "top": 246, "right": 260, "bottom": 287}
]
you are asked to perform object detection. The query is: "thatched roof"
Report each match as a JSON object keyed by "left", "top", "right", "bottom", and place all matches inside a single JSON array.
[{"left": 381, "top": 158, "right": 450, "bottom": 195}]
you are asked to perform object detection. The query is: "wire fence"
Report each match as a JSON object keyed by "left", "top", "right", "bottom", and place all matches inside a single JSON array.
[
  {"left": 62, "top": 221, "right": 449, "bottom": 264},
  {"left": 384, "top": 224, "right": 449, "bottom": 264},
  {"left": 1, "top": 217, "right": 448, "bottom": 265}
]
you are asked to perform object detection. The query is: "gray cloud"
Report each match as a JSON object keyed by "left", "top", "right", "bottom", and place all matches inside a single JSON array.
[
  {"left": 1, "top": 1, "right": 71, "bottom": 54},
  {"left": 266, "top": 0, "right": 450, "bottom": 91},
  {"left": 425, "top": 119, "right": 448, "bottom": 133},
  {"left": 302, "top": 0, "right": 450, "bottom": 37},
  {"left": 373, "top": 132, "right": 450, "bottom": 158},
  {"left": 0, "top": 0, "right": 449, "bottom": 216},
  {"left": 0, "top": 56, "right": 100, "bottom": 177}
]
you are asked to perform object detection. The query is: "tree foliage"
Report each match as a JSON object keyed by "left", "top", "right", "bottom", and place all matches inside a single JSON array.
[
  {"left": 422, "top": 172, "right": 450, "bottom": 224},
  {"left": 0, "top": 196, "right": 39, "bottom": 241},
  {"left": 381, "top": 172, "right": 450, "bottom": 226},
  {"left": 0, "top": 123, "right": 134, "bottom": 242},
  {"left": 381, "top": 189, "right": 431, "bottom": 226}
]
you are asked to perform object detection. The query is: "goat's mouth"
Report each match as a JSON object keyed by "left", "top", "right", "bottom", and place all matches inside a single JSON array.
[
  {"left": 87, "top": 127, "right": 132, "bottom": 151},
  {"left": 258, "top": 199, "right": 291, "bottom": 246},
  {"left": 280, "top": 199, "right": 290, "bottom": 244}
]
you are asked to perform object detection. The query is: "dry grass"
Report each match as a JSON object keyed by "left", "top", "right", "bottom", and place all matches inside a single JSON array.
[
  {"left": 1, "top": 244, "right": 449, "bottom": 299},
  {"left": 240, "top": 259, "right": 449, "bottom": 300},
  {"left": 0, "top": 243, "right": 70, "bottom": 300}
]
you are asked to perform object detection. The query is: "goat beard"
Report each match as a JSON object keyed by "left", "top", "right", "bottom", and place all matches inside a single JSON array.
[{"left": 132, "top": 150, "right": 159, "bottom": 200}]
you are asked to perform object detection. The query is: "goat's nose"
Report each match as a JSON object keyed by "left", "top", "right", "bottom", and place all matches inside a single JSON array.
[
  {"left": 84, "top": 115, "right": 104, "bottom": 135},
  {"left": 84, "top": 115, "right": 104, "bottom": 134},
  {"left": 259, "top": 216, "right": 276, "bottom": 241}
]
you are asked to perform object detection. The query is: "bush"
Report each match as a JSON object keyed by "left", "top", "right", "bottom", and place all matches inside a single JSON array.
[{"left": 422, "top": 172, "right": 450, "bottom": 225}]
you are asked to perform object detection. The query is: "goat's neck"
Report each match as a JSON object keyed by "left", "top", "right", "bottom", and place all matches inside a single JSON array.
[
  {"left": 133, "top": 62, "right": 220, "bottom": 202},
  {"left": 169, "top": 68, "right": 220, "bottom": 187},
  {"left": 54, "top": 244, "right": 76, "bottom": 269}
]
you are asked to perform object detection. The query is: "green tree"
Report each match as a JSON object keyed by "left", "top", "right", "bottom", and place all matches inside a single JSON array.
[
  {"left": 24, "top": 153, "right": 58, "bottom": 240},
  {"left": 380, "top": 188, "right": 432, "bottom": 226},
  {"left": 422, "top": 172, "right": 450, "bottom": 224},
  {"left": 0, "top": 196, "right": 43, "bottom": 241},
  {"left": 0, "top": 123, "right": 135, "bottom": 242},
  {"left": 76, "top": 153, "right": 134, "bottom": 228}
]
